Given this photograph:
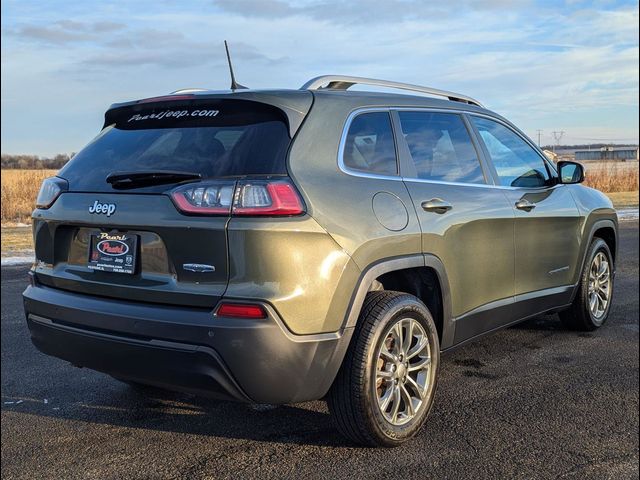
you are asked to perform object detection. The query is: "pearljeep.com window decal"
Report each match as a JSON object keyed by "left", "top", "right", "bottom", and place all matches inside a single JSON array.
[{"left": 127, "top": 109, "right": 220, "bottom": 122}]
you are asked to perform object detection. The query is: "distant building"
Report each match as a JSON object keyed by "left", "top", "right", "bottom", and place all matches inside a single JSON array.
[{"left": 575, "top": 146, "right": 639, "bottom": 162}]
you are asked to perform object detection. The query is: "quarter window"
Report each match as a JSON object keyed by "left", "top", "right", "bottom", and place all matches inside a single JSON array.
[
  {"left": 343, "top": 112, "right": 398, "bottom": 176},
  {"left": 472, "top": 117, "right": 550, "bottom": 188},
  {"left": 397, "top": 112, "right": 485, "bottom": 184}
]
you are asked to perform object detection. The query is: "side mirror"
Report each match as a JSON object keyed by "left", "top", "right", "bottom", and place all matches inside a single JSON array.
[{"left": 557, "top": 161, "right": 584, "bottom": 184}]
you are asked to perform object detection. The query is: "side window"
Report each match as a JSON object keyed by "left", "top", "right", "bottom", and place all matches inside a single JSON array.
[
  {"left": 397, "top": 112, "right": 485, "bottom": 184},
  {"left": 343, "top": 112, "right": 398, "bottom": 175},
  {"left": 472, "top": 117, "right": 550, "bottom": 188}
]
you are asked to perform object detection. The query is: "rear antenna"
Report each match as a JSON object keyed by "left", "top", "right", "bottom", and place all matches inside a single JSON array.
[{"left": 224, "top": 40, "right": 247, "bottom": 90}]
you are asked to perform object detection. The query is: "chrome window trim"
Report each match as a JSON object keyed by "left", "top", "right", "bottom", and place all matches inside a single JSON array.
[
  {"left": 402, "top": 177, "right": 516, "bottom": 190},
  {"left": 337, "top": 107, "right": 558, "bottom": 192}
]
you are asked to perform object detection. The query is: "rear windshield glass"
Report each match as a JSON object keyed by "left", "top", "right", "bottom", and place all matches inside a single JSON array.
[{"left": 59, "top": 99, "right": 291, "bottom": 192}]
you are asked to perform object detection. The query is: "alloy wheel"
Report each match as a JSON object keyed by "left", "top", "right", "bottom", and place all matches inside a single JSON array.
[
  {"left": 375, "top": 317, "right": 432, "bottom": 426},
  {"left": 588, "top": 251, "right": 611, "bottom": 320}
]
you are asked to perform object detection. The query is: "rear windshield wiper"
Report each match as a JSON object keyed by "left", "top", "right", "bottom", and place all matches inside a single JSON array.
[{"left": 106, "top": 171, "right": 202, "bottom": 190}]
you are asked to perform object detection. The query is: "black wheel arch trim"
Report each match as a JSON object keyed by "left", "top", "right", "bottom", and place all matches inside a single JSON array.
[
  {"left": 341, "top": 253, "right": 454, "bottom": 349},
  {"left": 570, "top": 218, "right": 617, "bottom": 302}
]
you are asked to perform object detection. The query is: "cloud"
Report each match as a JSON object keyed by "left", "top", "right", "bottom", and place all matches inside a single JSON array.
[
  {"left": 76, "top": 38, "right": 283, "bottom": 70},
  {"left": 9, "top": 20, "right": 126, "bottom": 44},
  {"left": 215, "top": 0, "right": 297, "bottom": 17},
  {"left": 1, "top": 0, "right": 637, "bottom": 154},
  {"left": 9, "top": 19, "right": 282, "bottom": 70},
  {"left": 213, "top": 0, "right": 529, "bottom": 24},
  {"left": 15, "top": 24, "right": 92, "bottom": 44}
]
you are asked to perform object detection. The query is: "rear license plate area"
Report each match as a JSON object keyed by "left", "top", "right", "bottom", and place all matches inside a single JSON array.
[{"left": 88, "top": 233, "right": 138, "bottom": 274}]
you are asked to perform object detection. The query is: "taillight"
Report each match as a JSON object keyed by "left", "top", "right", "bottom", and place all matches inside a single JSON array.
[
  {"left": 170, "top": 179, "right": 305, "bottom": 217},
  {"left": 171, "top": 181, "right": 235, "bottom": 214},
  {"left": 233, "top": 180, "right": 305, "bottom": 216},
  {"left": 215, "top": 302, "right": 267, "bottom": 319},
  {"left": 35, "top": 177, "right": 68, "bottom": 209}
]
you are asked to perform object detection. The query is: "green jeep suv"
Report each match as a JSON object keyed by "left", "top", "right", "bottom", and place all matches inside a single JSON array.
[{"left": 23, "top": 75, "right": 618, "bottom": 446}]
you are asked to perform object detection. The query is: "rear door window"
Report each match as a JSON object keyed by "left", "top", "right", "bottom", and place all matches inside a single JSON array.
[
  {"left": 59, "top": 100, "right": 291, "bottom": 192},
  {"left": 342, "top": 112, "right": 398, "bottom": 176},
  {"left": 397, "top": 111, "right": 486, "bottom": 184}
]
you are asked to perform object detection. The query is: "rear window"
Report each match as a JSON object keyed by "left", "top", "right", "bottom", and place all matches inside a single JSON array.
[{"left": 59, "top": 99, "right": 291, "bottom": 192}]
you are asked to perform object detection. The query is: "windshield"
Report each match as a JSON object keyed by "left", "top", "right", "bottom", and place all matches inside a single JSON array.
[{"left": 59, "top": 99, "right": 291, "bottom": 192}]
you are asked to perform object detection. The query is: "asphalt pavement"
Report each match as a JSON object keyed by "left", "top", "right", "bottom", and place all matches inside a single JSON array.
[{"left": 1, "top": 222, "right": 638, "bottom": 480}]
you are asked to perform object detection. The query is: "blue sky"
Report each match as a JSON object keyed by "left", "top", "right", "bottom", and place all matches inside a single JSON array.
[{"left": 1, "top": 0, "right": 638, "bottom": 155}]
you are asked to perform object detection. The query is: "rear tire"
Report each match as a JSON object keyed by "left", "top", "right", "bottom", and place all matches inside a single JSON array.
[
  {"left": 560, "top": 238, "right": 614, "bottom": 331},
  {"left": 328, "top": 291, "right": 440, "bottom": 447}
]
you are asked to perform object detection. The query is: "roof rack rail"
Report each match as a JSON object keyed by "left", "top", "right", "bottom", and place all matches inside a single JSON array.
[
  {"left": 170, "top": 88, "right": 210, "bottom": 94},
  {"left": 300, "top": 75, "right": 483, "bottom": 107}
]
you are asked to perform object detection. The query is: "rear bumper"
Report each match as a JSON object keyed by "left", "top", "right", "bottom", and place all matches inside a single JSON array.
[{"left": 23, "top": 282, "right": 352, "bottom": 404}]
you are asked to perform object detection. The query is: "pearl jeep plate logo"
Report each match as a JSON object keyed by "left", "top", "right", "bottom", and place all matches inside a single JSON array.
[
  {"left": 89, "top": 200, "right": 116, "bottom": 216},
  {"left": 96, "top": 239, "right": 129, "bottom": 256},
  {"left": 88, "top": 232, "right": 137, "bottom": 275}
]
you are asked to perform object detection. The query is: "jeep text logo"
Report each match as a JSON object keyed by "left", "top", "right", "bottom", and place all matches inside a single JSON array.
[{"left": 88, "top": 201, "right": 116, "bottom": 217}]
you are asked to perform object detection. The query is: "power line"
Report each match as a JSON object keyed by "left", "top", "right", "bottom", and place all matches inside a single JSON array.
[
  {"left": 551, "top": 131, "right": 565, "bottom": 152},
  {"left": 536, "top": 129, "right": 543, "bottom": 147}
]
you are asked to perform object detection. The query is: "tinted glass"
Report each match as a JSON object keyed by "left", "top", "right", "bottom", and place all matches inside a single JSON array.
[
  {"left": 59, "top": 100, "right": 291, "bottom": 192},
  {"left": 398, "top": 112, "right": 485, "bottom": 184},
  {"left": 472, "top": 117, "right": 550, "bottom": 188},
  {"left": 343, "top": 112, "right": 397, "bottom": 175}
]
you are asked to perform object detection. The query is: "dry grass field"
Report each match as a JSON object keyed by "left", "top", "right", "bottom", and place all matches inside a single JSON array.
[
  {"left": 0, "top": 164, "right": 637, "bottom": 259},
  {"left": 1, "top": 226, "right": 34, "bottom": 258},
  {"left": 0, "top": 164, "right": 638, "bottom": 225},
  {"left": 1, "top": 169, "right": 58, "bottom": 224},
  {"left": 582, "top": 161, "right": 639, "bottom": 193}
]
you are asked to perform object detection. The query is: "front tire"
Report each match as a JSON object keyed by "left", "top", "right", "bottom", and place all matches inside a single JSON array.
[
  {"left": 560, "top": 238, "right": 614, "bottom": 331},
  {"left": 328, "top": 291, "right": 440, "bottom": 447}
]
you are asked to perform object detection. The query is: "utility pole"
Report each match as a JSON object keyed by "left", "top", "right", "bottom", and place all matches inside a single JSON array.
[
  {"left": 552, "top": 130, "right": 565, "bottom": 153},
  {"left": 536, "top": 129, "right": 543, "bottom": 147}
]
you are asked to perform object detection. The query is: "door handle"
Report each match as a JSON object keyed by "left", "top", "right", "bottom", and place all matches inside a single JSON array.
[
  {"left": 515, "top": 199, "right": 536, "bottom": 211},
  {"left": 421, "top": 198, "right": 453, "bottom": 214}
]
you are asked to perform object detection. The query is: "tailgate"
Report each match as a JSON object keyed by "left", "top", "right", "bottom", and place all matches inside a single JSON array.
[
  {"left": 32, "top": 193, "right": 228, "bottom": 308},
  {"left": 30, "top": 94, "right": 312, "bottom": 308}
]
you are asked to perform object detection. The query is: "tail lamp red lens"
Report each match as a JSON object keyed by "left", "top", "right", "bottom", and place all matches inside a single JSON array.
[
  {"left": 35, "top": 177, "right": 68, "bottom": 209},
  {"left": 170, "top": 179, "right": 305, "bottom": 216},
  {"left": 216, "top": 303, "right": 267, "bottom": 319},
  {"left": 233, "top": 181, "right": 304, "bottom": 215}
]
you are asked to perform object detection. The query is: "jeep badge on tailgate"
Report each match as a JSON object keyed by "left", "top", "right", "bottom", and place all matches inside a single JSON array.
[{"left": 89, "top": 200, "right": 116, "bottom": 216}]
